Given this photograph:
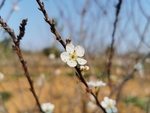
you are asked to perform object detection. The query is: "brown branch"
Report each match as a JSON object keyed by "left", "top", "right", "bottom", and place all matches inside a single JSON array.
[
  {"left": 107, "top": 0, "right": 122, "bottom": 89},
  {"left": 16, "top": 19, "right": 27, "bottom": 47},
  {"left": 0, "top": 17, "right": 44, "bottom": 113},
  {"left": 36, "top": 0, "right": 106, "bottom": 112}
]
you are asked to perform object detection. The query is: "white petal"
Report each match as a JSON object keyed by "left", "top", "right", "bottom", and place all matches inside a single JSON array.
[
  {"left": 101, "top": 101, "right": 107, "bottom": 108},
  {"left": 105, "top": 108, "right": 112, "bottom": 113},
  {"left": 0, "top": 72, "right": 4, "bottom": 80},
  {"left": 96, "top": 81, "right": 106, "bottom": 86},
  {"left": 76, "top": 58, "right": 87, "bottom": 65},
  {"left": 66, "top": 43, "right": 75, "bottom": 54},
  {"left": 109, "top": 99, "right": 116, "bottom": 106},
  {"left": 67, "top": 60, "right": 77, "bottom": 67},
  {"left": 112, "top": 106, "right": 118, "bottom": 112},
  {"left": 60, "top": 52, "right": 69, "bottom": 62},
  {"left": 75, "top": 45, "right": 85, "bottom": 57},
  {"left": 104, "top": 97, "right": 110, "bottom": 104},
  {"left": 87, "top": 81, "right": 96, "bottom": 87}
]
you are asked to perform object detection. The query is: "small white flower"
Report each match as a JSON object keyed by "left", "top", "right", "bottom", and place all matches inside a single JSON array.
[
  {"left": 49, "top": 53, "right": 55, "bottom": 60},
  {"left": 87, "top": 101, "right": 97, "bottom": 110},
  {"left": 0, "top": 72, "right": 4, "bottom": 80},
  {"left": 13, "top": 6, "right": 20, "bottom": 11},
  {"left": 36, "top": 73, "right": 45, "bottom": 87},
  {"left": 41, "top": 102, "right": 55, "bottom": 113},
  {"left": 101, "top": 97, "right": 117, "bottom": 113},
  {"left": 54, "top": 69, "right": 61, "bottom": 75},
  {"left": 60, "top": 43, "right": 87, "bottom": 67},
  {"left": 87, "top": 80, "right": 106, "bottom": 87},
  {"left": 134, "top": 62, "right": 143, "bottom": 70},
  {"left": 89, "top": 95, "right": 95, "bottom": 102},
  {"left": 80, "top": 65, "right": 89, "bottom": 71}
]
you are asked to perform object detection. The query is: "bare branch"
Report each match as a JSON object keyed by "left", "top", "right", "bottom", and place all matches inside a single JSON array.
[
  {"left": 0, "top": 17, "right": 44, "bottom": 113},
  {"left": 107, "top": 0, "right": 122, "bottom": 89},
  {"left": 0, "top": 0, "right": 5, "bottom": 9}
]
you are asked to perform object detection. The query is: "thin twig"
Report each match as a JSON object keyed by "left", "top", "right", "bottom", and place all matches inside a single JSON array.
[
  {"left": 0, "top": 0, "right": 5, "bottom": 9},
  {"left": 0, "top": 17, "right": 44, "bottom": 113},
  {"left": 107, "top": 0, "right": 122, "bottom": 89},
  {"left": 110, "top": 52, "right": 150, "bottom": 101},
  {"left": 36, "top": 0, "right": 106, "bottom": 112}
]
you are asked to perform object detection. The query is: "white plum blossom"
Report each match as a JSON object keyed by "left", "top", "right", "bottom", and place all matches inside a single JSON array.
[
  {"left": 89, "top": 95, "right": 95, "bottom": 102},
  {"left": 87, "top": 101, "right": 97, "bottom": 110},
  {"left": 36, "top": 73, "right": 45, "bottom": 87},
  {"left": 101, "top": 97, "right": 117, "bottom": 113},
  {"left": 49, "top": 53, "right": 55, "bottom": 60},
  {"left": 54, "top": 69, "right": 61, "bottom": 75},
  {"left": 41, "top": 102, "right": 55, "bottom": 113},
  {"left": 134, "top": 62, "right": 145, "bottom": 78},
  {"left": 134, "top": 62, "right": 143, "bottom": 70},
  {"left": 0, "top": 72, "right": 4, "bottom": 80},
  {"left": 87, "top": 80, "right": 106, "bottom": 87},
  {"left": 60, "top": 43, "right": 87, "bottom": 67}
]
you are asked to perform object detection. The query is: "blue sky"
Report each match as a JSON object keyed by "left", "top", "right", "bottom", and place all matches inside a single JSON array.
[{"left": 0, "top": 0, "right": 150, "bottom": 55}]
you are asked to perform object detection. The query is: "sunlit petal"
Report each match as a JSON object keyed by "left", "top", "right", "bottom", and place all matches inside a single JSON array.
[
  {"left": 66, "top": 43, "right": 74, "bottom": 54},
  {"left": 60, "top": 52, "right": 69, "bottom": 62},
  {"left": 67, "top": 60, "right": 77, "bottom": 67},
  {"left": 110, "top": 99, "right": 116, "bottom": 105},
  {"left": 75, "top": 45, "right": 85, "bottom": 57},
  {"left": 76, "top": 58, "right": 87, "bottom": 65}
]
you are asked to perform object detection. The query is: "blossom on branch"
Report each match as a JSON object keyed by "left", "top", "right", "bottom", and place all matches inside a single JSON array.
[
  {"left": 87, "top": 80, "right": 106, "bottom": 87},
  {"left": 41, "top": 102, "right": 55, "bottom": 113},
  {"left": 60, "top": 43, "right": 87, "bottom": 67},
  {"left": 101, "top": 97, "right": 117, "bottom": 113}
]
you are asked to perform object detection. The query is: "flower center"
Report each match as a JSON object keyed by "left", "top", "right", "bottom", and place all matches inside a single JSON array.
[
  {"left": 107, "top": 103, "right": 112, "bottom": 108},
  {"left": 70, "top": 52, "right": 77, "bottom": 61}
]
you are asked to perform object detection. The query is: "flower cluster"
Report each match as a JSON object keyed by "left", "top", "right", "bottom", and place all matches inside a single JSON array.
[{"left": 60, "top": 43, "right": 87, "bottom": 67}]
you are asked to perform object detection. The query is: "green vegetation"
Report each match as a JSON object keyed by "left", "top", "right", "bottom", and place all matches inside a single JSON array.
[
  {"left": 0, "top": 91, "right": 12, "bottom": 102},
  {"left": 42, "top": 46, "right": 61, "bottom": 58},
  {"left": 123, "top": 95, "right": 148, "bottom": 110}
]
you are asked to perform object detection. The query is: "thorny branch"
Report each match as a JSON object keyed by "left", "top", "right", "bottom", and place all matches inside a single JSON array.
[
  {"left": 0, "top": 17, "right": 44, "bottom": 113},
  {"left": 36, "top": 0, "right": 106, "bottom": 112},
  {"left": 107, "top": 0, "right": 122, "bottom": 89}
]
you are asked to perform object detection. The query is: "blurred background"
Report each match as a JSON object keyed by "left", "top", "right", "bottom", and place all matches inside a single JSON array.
[{"left": 0, "top": 0, "right": 150, "bottom": 113}]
